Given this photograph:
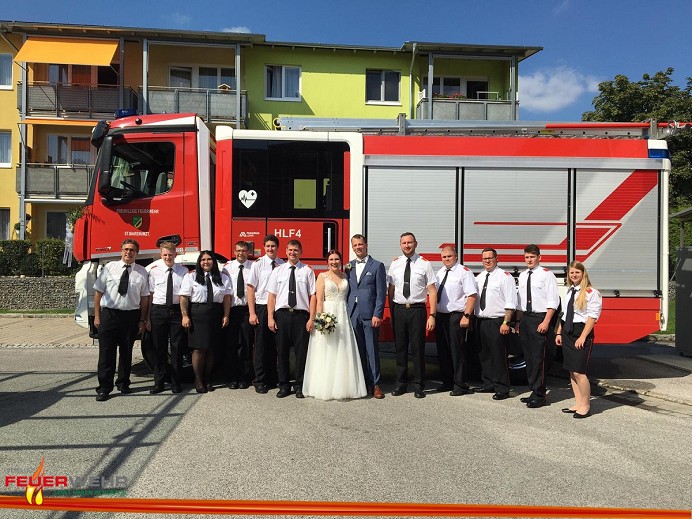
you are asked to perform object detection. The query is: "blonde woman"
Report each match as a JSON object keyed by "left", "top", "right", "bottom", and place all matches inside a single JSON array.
[{"left": 555, "top": 261, "right": 602, "bottom": 418}]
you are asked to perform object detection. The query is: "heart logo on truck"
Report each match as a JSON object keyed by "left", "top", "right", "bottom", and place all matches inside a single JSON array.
[{"left": 238, "top": 190, "right": 257, "bottom": 208}]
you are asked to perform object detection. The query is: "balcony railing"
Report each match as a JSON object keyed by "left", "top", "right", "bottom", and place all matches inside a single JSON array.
[
  {"left": 416, "top": 98, "right": 515, "bottom": 121},
  {"left": 16, "top": 164, "right": 94, "bottom": 200},
  {"left": 139, "top": 86, "right": 248, "bottom": 125},
  {"left": 17, "top": 82, "right": 138, "bottom": 119}
]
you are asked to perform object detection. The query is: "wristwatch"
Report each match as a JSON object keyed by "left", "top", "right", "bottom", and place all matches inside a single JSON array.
[
  {"left": 429, "top": 313, "right": 436, "bottom": 318},
  {"left": 462, "top": 312, "right": 471, "bottom": 319}
]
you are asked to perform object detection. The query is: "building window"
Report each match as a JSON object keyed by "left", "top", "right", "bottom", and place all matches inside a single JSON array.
[
  {"left": 48, "top": 64, "right": 119, "bottom": 86},
  {"left": 0, "top": 54, "right": 12, "bottom": 89},
  {"left": 169, "top": 66, "right": 236, "bottom": 90},
  {"left": 0, "top": 208, "right": 9, "bottom": 240},
  {"left": 366, "top": 70, "right": 400, "bottom": 103},
  {"left": 47, "top": 135, "right": 94, "bottom": 165},
  {"left": 265, "top": 65, "right": 300, "bottom": 101},
  {"left": 424, "top": 76, "right": 489, "bottom": 100},
  {"left": 47, "top": 211, "right": 67, "bottom": 240},
  {"left": 0, "top": 131, "right": 10, "bottom": 167}
]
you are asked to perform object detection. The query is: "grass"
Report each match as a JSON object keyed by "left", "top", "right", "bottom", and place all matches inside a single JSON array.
[{"left": 0, "top": 308, "right": 73, "bottom": 315}]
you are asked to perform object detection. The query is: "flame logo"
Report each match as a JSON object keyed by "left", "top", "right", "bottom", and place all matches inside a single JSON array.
[{"left": 25, "top": 456, "right": 45, "bottom": 506}]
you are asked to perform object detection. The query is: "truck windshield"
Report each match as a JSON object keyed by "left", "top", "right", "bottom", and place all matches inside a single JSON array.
[{"left": 103, "top": 140, "right": 175, "bottom": 199}]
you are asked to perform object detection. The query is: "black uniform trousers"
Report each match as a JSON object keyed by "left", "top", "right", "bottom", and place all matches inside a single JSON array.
[
  {"left": 476, "top": 317, "right": 511, "bottom": 394},
  {"left": 97, "top": 307, "right": 140, "bottom": 393},
  {"left": 519, "top": 312, "right": 548, "bottom": 399},
  {"left": 150, "top": 304, "right": 185, "bottom": 387},
  {"left": 274, "top": 308, "right": 310, "bottom": 391},
  {"left": 226, "top": 305, "right": 254, "bottom": 383},
  {"left": 435, "top": 311, "right": 469, "bottom": 390},
  {"left": 253, "top": 304, "right": 278, "bottom": 387},
  {"left": 392, "top": 303, "right": 427, "bottom": 389}
]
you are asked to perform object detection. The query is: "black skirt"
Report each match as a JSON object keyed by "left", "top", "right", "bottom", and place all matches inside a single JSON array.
[
  {"left": 561, "top": 321, "right": 594, "bottom": 374},
  {"left": 189, "top": 302, "right": 223, "bottom": 350}
]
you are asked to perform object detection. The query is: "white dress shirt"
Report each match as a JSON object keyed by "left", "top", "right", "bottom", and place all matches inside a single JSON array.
[
  {"left": 561, "top": 285, "right": 602, "bottom": 323},
  {"left": 179, "top": 271, "right": 232, "bottom": 303},
  {"left": 148, "top": 261, "right": 189, "bottom": 305},
  {"left": 355, "top": 255, "right": 369, "bottom": 282},
  {"left": 436, "top": 263, "right": 478, "bottom": 313},
  {"left": 517, "top": 267, "right": 559, "bottom": 312},
  {"left": 246, "top": 255, "right": 285, "bottom": 305},
  {"left": 94, "top": 260, "right": 149, "bottom": 310},
  {"left": 223, "top": 259, "right": 254, "bottom": 307},
  {"left": 267, "top": 262, "right": 316, "bottom": 311},
  {"left": 387, "top": 253, "right": 436, "bottom": 304},
  {"left": 474, "top": 266, "right": 517, "bottom": 318}
]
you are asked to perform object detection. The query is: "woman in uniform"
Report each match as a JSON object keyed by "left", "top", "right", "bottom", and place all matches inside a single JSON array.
[
  {"left": 555, "top": 261, "right": 602, "bottom": 418},
  {"left": 180, "top": 251, "right": 232, "bottom": 393}
]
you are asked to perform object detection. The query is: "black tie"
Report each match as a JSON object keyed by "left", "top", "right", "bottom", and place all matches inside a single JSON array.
[
  {"left": 271, "top": 260, "right": 276, "bottom": 270},
  {"left": 206, "top": 274, "right": 214, "bottom": 305},
  {"left": 526, "top": 270, "right": 533, "bottom": 313},
  {"left": 118, "top": 264, "right": 131, "bottom": 296},
  {"left": 165, "top": 267, "right": 173, "bottom": 306},
  {"left": 436, "top": 269, "right": 450, "bottom": 303},
  {"left": 479, "top": 273, "right": 489, "bottom": 310},
  {"left": 403, "top": 258, "right": 411, "bottom": 299},
  {"left": 237, "top": 264, "right": 245, "bottom": 299},
  {"left": 565, "top": 288, "right": 576, "bottom": 334},
  {"left": 288, "top": 266, "right": 297, "bottom": 308}
]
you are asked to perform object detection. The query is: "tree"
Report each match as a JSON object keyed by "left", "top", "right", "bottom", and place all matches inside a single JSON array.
[{"left": 583, "top": 68, "right": 692, "bottom": 205}]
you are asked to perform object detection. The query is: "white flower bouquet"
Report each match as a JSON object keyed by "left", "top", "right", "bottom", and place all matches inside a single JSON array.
[{"left": 314, "top": 312, "right": 337, "bottom": 335}]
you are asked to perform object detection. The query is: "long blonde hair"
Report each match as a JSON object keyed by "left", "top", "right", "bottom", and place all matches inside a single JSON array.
[{"left": 566, "top": 261, "right": 592, "bottom": 310}]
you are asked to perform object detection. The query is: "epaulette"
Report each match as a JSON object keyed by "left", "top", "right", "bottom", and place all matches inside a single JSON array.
[
  {"left": 150, "top": 264, "right": 160, "bottom": 270},
  {"left": 420, "top": 256, "right": 428, "bottom": 261},
  {"left": 504, "top": 271, "right": 511, "bottom": 276},
  {"left": 463, "top": 266, "right": 470, "bottom": 271},
  {"left": 586, "top": 287, "right": 592, "bottom": 293},
  {"left": 543, "top": 267, "right": 550, "bottom": 272}
]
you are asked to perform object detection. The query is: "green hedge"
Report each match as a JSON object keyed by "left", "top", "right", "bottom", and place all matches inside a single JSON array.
[{"left": 0, "top": 239, "right": 78, "bottom": 276}]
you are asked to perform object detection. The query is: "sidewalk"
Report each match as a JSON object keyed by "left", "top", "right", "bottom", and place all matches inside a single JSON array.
[{"left": 2, "top": 314, "right": 691, "bottom": 406}]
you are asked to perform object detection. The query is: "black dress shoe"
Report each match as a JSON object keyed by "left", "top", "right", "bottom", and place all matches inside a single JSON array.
[
  {"left": 119, "top": 386, "right": 132, "bottom": 394},
  {"left": 526, "top": 398, "right": 547, "bottom": 408},
  {"left": 391, "top": 386, "right": 407, "bottom": 396},
  {"left": 255, "top": 384, "right": 268, "bottom": 394},
  {"left": 95, "top": 392, "right": 109, "bottom": 402},
  {"left": 492, "top": 392, "right": 510, "bottom": 400},
  {"left": 171, "top": 384, "right": 182, "bottom": 394},
  {"left": 436, "top": 384, "right": 454, "bottom": 393},
  {"left": 229, "top": 382, "right": 239, "bottom": 390},
  {"left": 238, "top": 381, "right": 249, "bottom": 390},
  {"left": 149, "top": 386, "right": 165, "bottom": 394},
  {"left": 295, "top": 390, "right": 305, "bottom": 399},
  {"left": 195, "top": 385, "right": 207, "bottom": 394},
  {"left": 573, "top": 410, "right": 591, "bottom": 419},
  {"left": 520, "top": 396, "right": 533, "bottom": 403},
  {"left": 561, "top": 408, "right": 577, "bottom": 414},
  {"left": 276, "top": 388, "right": 291, "bottom": 398},
  {"left": 471, "top": 386, "right": 494, "bottom": 393},
  {"left": 206, "top": 384, "right": 215, "bottom": 392},
  {"left": 414, "top": 389, "right": 426, "bottom": 399},
  {"left": 450, "top": 388, "right": 472, "bottom": 396}
]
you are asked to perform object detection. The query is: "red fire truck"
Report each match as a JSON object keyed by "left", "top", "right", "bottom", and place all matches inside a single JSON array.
[{"left": 73, "top": 113, "right": 678, "bottom": 344}]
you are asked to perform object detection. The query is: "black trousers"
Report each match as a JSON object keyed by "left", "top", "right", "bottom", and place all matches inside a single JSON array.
[
  {"left": 519, "top": 312, "right": 548, "bottom": 398},
  {"left": 226, "top": 305, "right": 254, "bottom": 383},
  {"left": 150, "top": 304, "right": 185, "bottom": 387},
  {"left": 97, "top": 307, "right": 140, "bottom": 393},
  {"left": 392, "top": 304, "right": 426, "bottom": 388},
  {"left": 253, "top": 304, "right": 278, "bottom": 387},
  {"left": 435, "top": 311, "right": 469, "bottom": 390},
  {"left": 476, "top": 317, "right": 511, "bottom": 393},
  {"left": 274, "top": 309, "right": 309, "bottom": 391}
]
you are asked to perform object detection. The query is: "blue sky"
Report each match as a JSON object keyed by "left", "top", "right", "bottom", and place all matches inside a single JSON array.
[{"left": 4, "top": 0, "right": 692, "bottom": 121}]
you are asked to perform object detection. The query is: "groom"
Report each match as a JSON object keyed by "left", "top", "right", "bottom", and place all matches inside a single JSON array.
[{"left": 347, "top": 234, "right": 387, "bottom": 399}]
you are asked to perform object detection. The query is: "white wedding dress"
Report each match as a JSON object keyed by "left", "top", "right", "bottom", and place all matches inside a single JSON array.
[{"left": 303, "top": 275, "right": 367, "bottom": 400}]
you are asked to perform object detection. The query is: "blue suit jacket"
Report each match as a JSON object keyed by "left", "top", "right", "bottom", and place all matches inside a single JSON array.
[{"left": 347, "top": 257, "right": 387, "bottom": 320}]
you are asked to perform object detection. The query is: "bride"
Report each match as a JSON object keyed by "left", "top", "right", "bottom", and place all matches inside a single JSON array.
[{"left": 303, "top": 250, "right": 367, "bottom": 400}]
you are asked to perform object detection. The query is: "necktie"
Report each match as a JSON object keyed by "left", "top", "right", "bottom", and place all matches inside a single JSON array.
[
  {"left": 118, "top": 264, "right": 131, "bottom": 296},
  {"left": 288, "top": 266, "right": 297, "bottom": 308},
  {"left": 479, "top": 272, "right": 489, "bottom": 310},
  {"left": 206, "top": 274, "right": 214, "bottom": 305},
  {"left": 403, "top": 258, "right": 411, "bottom": 299},
  {"left": 165, "top": 267, "right": 173, "bottom": 306},
  {"left": 271, "top": 260, "right": 276, "bottom": 270},
  {"left": 356, "top": 259, "right": 366, "bottom": 264},
  {"left": 526, "top": 270, "right": 533, "bottom": 313},
  {"left": 565, "top": 287, "right": 576, "bottom": 334},
  {"left": 436, "top": 269, "right": 450, "bottom": 303},
  {"left": 237, "top": 264, "right": 245, "bottom": 299}
]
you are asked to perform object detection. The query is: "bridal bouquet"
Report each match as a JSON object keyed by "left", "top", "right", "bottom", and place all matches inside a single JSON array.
[{"left": 314, "top": 312, "right": 337, "bottom": 335}]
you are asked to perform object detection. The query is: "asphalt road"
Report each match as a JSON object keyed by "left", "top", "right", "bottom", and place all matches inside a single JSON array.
[{"left": 0, "top": 345, "right": 690, "bottom": 519}]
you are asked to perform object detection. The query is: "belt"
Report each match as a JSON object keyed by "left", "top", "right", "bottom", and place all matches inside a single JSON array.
[
  {"left": 276, "top": 308, "right": 309, "bottom": 315},
  {"left": 476, "top": 316, "right": 504, "bottom": 321},
  {"left": 523, "top": 311, "right": 547, "bottom": 317},
  {"left": 394, "top": 302, "right": 426, "bottom": 309},
  {"left": 152, "top": 303, "right": 180, "bottom": 309},
  {"left": 191, "top": 302, "right": 220, "bottom": 307}
]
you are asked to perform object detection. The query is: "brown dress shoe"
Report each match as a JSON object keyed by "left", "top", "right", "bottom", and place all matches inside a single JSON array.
[{"left": 373, "top": 385, "right": 385, "bottom": 399}]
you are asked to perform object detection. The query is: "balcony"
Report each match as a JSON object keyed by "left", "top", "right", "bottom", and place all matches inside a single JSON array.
[
  {"left": 139, "top": 86, "right": 248, "bottom": 126},
  {"left": 416, "top": 96, "right": 515, "bottom": 121},
  {"left": 17, "top": 82, "right": 138, "bottom": 119},
  {"left": 16, "top": 164, "right": 94, "bottom": 200}
]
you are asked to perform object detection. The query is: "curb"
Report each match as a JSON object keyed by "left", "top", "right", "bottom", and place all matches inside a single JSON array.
[{"left": 592, "top": 379, "right": 692, "bottom": 407}]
